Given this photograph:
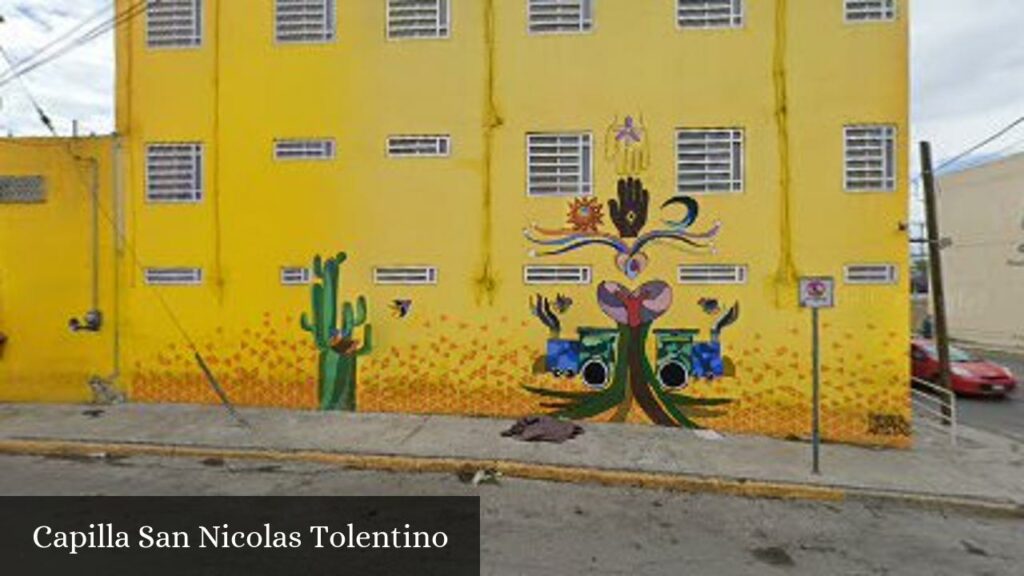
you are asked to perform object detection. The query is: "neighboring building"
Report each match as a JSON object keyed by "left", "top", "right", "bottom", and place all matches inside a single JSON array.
[
  {"left": 0, "top": 0, "right": 910, "bottom": 446},
  {"left": 937, "top": 152, "right": 1024, "bottom": 351}
]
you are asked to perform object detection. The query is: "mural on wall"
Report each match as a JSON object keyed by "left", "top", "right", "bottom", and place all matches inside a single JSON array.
[
  {"left": 523, "top": 114, "right": 740, "bottom": 429},
  {"left": 390, "top": 299, "right": 414, "bottom": 319},
  {"left": 605, "top": 115, "right": 651, "bottom": 176},
  {"left": 300, "top": 252, "right": 373, "bottom": 411}
]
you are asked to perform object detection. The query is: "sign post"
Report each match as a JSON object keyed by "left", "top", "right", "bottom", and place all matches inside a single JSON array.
[{"left": 798, "top": 277, "right": 835, "bottom": 475}]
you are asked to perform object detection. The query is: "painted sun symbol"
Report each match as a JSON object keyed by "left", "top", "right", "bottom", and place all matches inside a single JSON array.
[{"left": 567, "top": 197, "right": 605, "bottom": 233}]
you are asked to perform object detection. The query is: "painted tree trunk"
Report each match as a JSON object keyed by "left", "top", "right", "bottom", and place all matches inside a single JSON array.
[{"left": 622, "top": 324, "right": 675, "bottom": 426}]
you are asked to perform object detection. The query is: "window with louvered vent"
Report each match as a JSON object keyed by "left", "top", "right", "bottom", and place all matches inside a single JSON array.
[
  {"left": 844, "top": 125, "right": 896, "bottom": 192},
  {"left": 677, "top": 129, "right": 744, "bottom": 193},
  {"left": 844, "top": 264, "right": 898, "bottom": 285},
  {"left": 387, "top": 135, "right": 451, "bottom": 158},
  {"left": 374, "top": 267, "right": 439, "bottom": 285},
  {"left": 527, "top": 132, "right": 593, "bottom": 196},
  {"left": 276, "top": 0, "right": 336, "bottom": 43},
  {"left": 528, "top": 0, "right": 593, "bottom": 34},
  {"left": 387, "top": 0, "right": 450, "bottom": 40},
  {"left": 677, "top": 0, "right": 743, "bottom": 29},
  {"left": 144, "top": 268, "right": 204, "bottom": 286},
  {"left": 274, "top": 139, "right": 336, "bottom": 161},
  {"left": 524, "top": 265, "right": 592, "bottom": 285},
  {"left": 845, "top": 0, "right": 896, "bottom": 22},
  {"left": 147, "top": 0, "right": 203, "bottom": 48},
  {"left": 146, "top": 143, "right": 204, "bottom": 203},
  {"left": 678, "top": 264, "right": 748, "bottom": 285},
  {"left": 281, "top": 267, "right": 313, "bottom": 285}
]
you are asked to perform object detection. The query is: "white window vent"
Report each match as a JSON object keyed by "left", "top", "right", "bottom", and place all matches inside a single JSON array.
[
  {"left": 845, "top": 0, "right": 896, "bottom": 22},
  {"left": 844, "top": 264, "right": 898, "bottom": 285},
  {"left": 387, "top": 135, "right": 451, "bottom": 158},
  {"left": 274, "top": 139, "right": 336, "bottom": 161},
  {"left": 528, "top": 0, "right": 594, "bottom": 34},
  {"left": 146, "top": 143, "right": 204, "bottom": 203},
  {"left": 281, "top": 267, "right": 313, "bottom": 285},
  {"left": 276, "top": 0, "right": 336, "bottom": 43},
  {"left": 527, "top": 132, "right": 593, "bottom": 196},
  {"left": 677, "top": 129, "right": 744, "bottom": 193},
  {"left": 677, "top": 0, "right": 744, "bottom": 29},
  {"left": 524, "top": 265, "right": 592, "bottom": 285},
  {"left": 678, "top": 264, "right": 748, "bottom": 285},
  {"left": 144, "top": 268, "right": 204, "bottom": 286},
  {"left": 374, "top": 266, "right": 439, "bottom": 285},
  {"left": 147, "top": 0, "right": 203, "bottom": 48},
  {"left": 387, "top": 0, "right": 450, "bottom": 40},
  {"left": 845, "top": 125, "right": 896, "bottom": 192}
]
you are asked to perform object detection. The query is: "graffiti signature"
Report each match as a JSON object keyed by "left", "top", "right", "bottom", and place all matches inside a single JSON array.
[{"left": 867, "top": 413, "right": 912, "bottom": 437}]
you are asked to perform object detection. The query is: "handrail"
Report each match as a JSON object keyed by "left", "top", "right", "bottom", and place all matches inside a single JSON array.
[{"left": 911, "top": 377, "right": 958, "bottom": 446}]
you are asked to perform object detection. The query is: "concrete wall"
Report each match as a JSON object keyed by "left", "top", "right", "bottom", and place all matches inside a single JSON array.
[
  {"left": 0, "top": 138, "right": 120, "bottom": 402},
  {"left": 938, "top": 152, "right": 1024, "bottom": 351},
  {"left": 0, "top": 0, "right": 912, "bottom": 446}
]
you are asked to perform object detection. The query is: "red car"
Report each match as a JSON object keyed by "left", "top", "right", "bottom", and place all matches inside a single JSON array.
[{"left": 911, "top": 340, "right": 1018, "bottom": 396}]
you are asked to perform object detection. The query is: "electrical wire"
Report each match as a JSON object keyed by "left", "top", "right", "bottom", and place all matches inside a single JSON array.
[
  {"left": 0, "top": 1, "right": 145, "bottom": 86},
  {"left": 0, "top": 1, "right": 151, "bottom": 90},
  {"left": 935, "top": 115, "right": 1024, "bottom": 173},
  {"left": 911, "top": 115, "right": 1024, "bottom": 186},
  {"left": 58, "top": 138, "right": 250, "bottom": 429},
  {"left": 0, "top": 3, "right": 111, "bottom": 85},
  {"left": 2, "top": 135, "right": 251, "bottom": 428},
  {"left": 0, "top": 43, "right": 56, "bottom": 135}
]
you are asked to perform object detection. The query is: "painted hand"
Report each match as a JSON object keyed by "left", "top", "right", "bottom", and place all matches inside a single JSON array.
[{"left": 608, "top": 178, "right": 649, "bottom": 238}]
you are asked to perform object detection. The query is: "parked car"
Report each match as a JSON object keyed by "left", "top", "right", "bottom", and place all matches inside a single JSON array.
[{"left": 911, "top": 340, "right": 1018, "bottom": 397}]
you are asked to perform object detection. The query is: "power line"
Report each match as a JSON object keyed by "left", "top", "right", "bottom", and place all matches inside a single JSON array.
[
  {"left": 0, "top": 3, "right": 111, "bottom": 85},
  {"left": 0, "top": 1, "right": 150, "bottom": 89},
  {"left": 933, "top": 115, "right": 1024, "bottom": 174},
  {"left": 0, "top": 43, "right": 56, "bottom": 135},
  {"left": 0, "top": 1, "right": 150, "bottom": 90},
  {"left": 57, "top": 138, "right": 250, "bottom": 428}
]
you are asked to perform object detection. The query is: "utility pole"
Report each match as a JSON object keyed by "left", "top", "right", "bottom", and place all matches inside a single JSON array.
[{"left": 919, "top": 141, "right": 953, "bottom": 424}]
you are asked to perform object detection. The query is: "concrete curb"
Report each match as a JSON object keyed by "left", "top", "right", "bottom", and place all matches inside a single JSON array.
[{"left": 0, "top": 438, "right": 1020, "bottom": 518}]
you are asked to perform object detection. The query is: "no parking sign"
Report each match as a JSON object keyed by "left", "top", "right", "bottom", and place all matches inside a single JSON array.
[
  {"left": 799, "top": 276, "right": 835, "bottom": 475},
  {"left": 799, "top": 277, "right": 836, "bottom": 309}
]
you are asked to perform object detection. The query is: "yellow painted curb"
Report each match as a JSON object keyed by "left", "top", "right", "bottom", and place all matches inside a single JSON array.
[
  {"left": 2, "top": 438, "right": 1019, "bottom": 517},
  {"left": 0, "top": 438, "right": 845, "bottom": 502}
]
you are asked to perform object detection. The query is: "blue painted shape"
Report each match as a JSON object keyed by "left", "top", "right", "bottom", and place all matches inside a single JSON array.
[
  {"left": 546, "top": 339, "right": 581, "bottom": 376},
  {"left": 691, "top": 342, "right": 724, "bottom": 379}
]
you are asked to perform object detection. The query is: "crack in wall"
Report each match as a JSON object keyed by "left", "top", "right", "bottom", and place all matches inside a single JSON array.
[
  {"left": 772, "top": 0, "right": 798, "bottom": 307},
  {"left": 475, "top": 0, "right": 503, "bottom": 306}
]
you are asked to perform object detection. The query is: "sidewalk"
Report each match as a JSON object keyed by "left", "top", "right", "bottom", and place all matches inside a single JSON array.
[{"left": 0, "top": 403, "right": 1020, "bottom": 514}]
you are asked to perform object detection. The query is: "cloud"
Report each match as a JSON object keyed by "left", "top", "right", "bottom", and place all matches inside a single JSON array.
[
  {"left": 0, "top": 0, "right": 113, "bottom": 136},
  {"left": 911, "top": 0, "right": 1024, "bottom": 166}
]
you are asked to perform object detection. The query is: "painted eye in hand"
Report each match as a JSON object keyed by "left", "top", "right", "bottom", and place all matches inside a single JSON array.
[{"left": 608, "top": 178, "right": 650, "bottom": 238}]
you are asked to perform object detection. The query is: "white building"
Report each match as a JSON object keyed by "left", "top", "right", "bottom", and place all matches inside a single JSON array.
[{"left": 938, "top": 152, "right": 1024, "bottom": 350}]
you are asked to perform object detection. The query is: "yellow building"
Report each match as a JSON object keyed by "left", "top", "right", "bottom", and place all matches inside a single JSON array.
[{"left": 0, "top": 0, "right": 911, "bottom": 446}]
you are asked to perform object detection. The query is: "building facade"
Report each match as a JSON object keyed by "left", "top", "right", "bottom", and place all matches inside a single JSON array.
[
  {"left": 938, "top": 152, "right": 1024, "bottom": 351},
  {"left": 0, "top": 0, "right": 911, "bottom": 446}
]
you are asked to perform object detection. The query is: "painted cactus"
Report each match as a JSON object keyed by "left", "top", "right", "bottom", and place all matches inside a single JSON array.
[{"left": 300, "top": 252, "right": 372, "bottom": 411}]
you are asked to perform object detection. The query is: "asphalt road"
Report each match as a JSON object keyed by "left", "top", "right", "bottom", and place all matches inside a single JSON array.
[
  {"left": 957, "top": 347, "right": 1024, "bottom": 442},
  {"left": 0, "top": 453, "right": 1020, "bottom": 576}
]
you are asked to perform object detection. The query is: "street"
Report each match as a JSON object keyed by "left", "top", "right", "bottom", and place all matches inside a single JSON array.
[
  {"left": 0, "top": 453, "right": 1020, "bottom": 576},
  {"left": 957, "top": 347, "right": 1024, "bottom": 442}
]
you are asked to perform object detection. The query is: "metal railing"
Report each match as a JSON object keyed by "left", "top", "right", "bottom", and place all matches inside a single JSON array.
[{"left": 911, "top": 377, "right": 958, "bottom": 446}]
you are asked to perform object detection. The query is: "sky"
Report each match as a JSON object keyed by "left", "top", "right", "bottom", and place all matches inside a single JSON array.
[{"left": 0, "top": 0, "right": 1023, "bottom": 175}]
